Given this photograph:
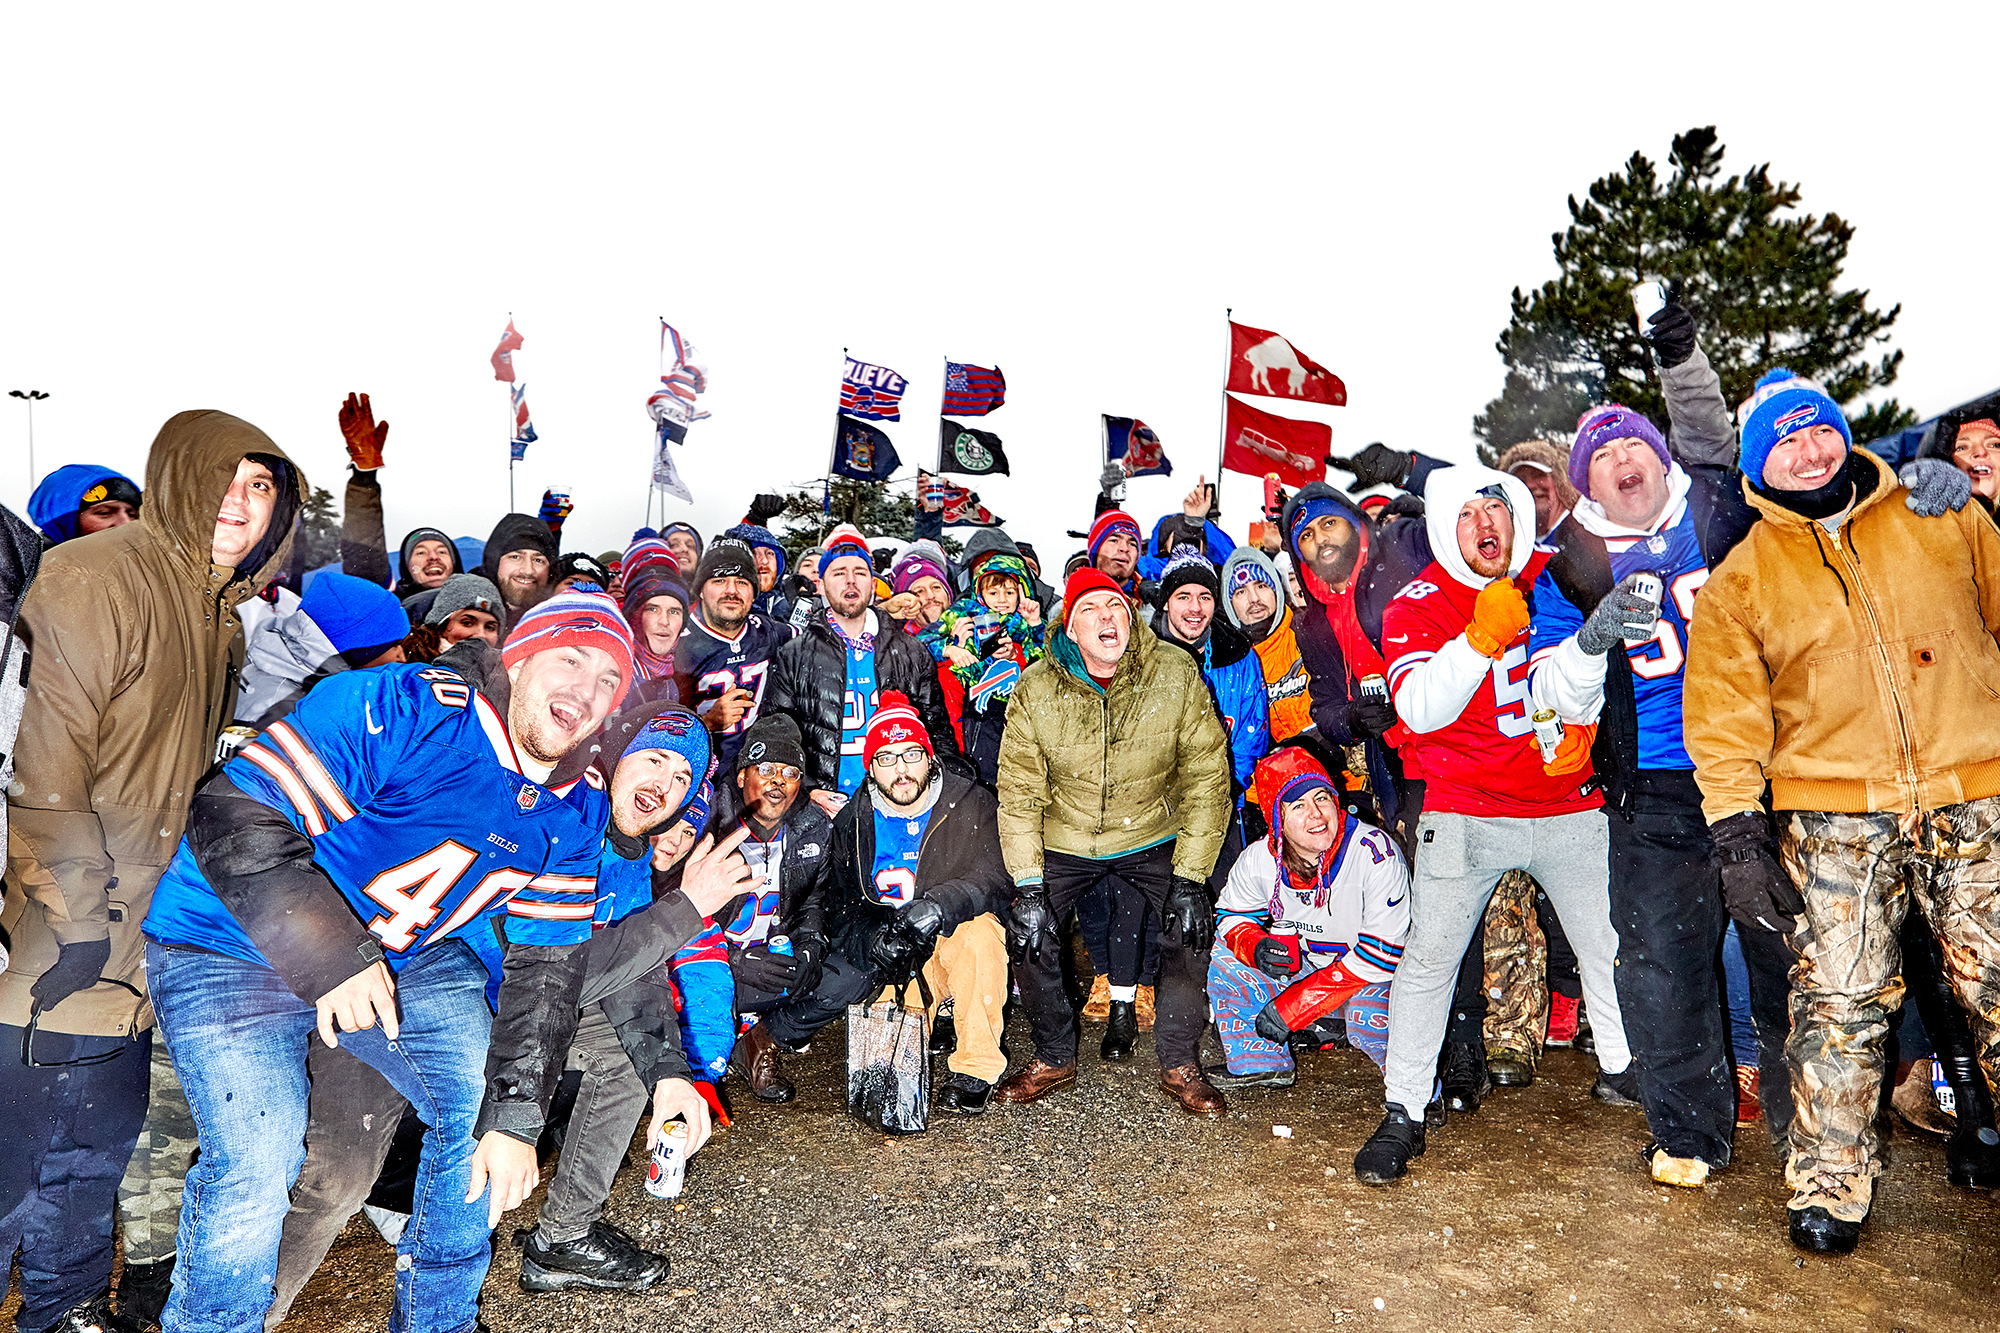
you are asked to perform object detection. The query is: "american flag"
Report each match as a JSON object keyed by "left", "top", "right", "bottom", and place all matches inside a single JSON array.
[
  {"left": 839, "top": 357, "right": 907, "bottom": 421},
  {"left": 511, "top": 382, "right": 537, "bottom": 454},
  {"left": 941, "top": 361, "right": 1005, "bottom": 416}
]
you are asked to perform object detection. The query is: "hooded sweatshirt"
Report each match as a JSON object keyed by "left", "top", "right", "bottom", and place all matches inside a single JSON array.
[
  {"left": 1380, "top": 465, "right": 1597, "bottom": 820},
  {"left": 1221, "top": 546, "right": 1313, "bottom": 747},
  {"left": 480, "top": 512, "right": 559, "bottom": 630},
  {"left": 4, "top": 410, "right": 303, "bottom": 1036},
  {"left": 27, "top": 463, "right": 143, "bottom": 546},
  {"left": 395, "top": 525, "right": 464, "bottom": 598}
]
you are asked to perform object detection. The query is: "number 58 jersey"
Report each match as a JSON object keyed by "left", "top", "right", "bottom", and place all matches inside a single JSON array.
[{"left": 144, "top": 663, "right": 610, "bottom": 973}]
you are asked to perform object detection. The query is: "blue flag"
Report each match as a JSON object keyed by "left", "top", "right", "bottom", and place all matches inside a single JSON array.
[
  {"left": 831, "top": 414, "right": 901, "bottom": 482},
  {"left": 1102, "top": 414, "right": 1171, "bottom": 478}
]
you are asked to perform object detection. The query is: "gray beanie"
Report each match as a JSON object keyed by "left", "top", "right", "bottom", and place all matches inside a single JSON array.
[{"left": 424, "top": 573, "right": 505, "bottom": 628}]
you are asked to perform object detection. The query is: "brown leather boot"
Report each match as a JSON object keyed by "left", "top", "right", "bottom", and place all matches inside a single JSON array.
[
  {"left": 735, "top": 1019, "right": 795, "bottom": 1103},
  {"left": 1159, "top": 1064, "right": 1226, "bottom": 1115},
  {"left": 993, "top": 1059, "right": 1077, "bottom": 1104}
]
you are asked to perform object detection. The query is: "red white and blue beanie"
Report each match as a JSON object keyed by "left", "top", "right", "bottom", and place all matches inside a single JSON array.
[
  {"left": 622, "top": 536, "right": 678, "bottom": 583},
  {"left": 818, "top": 523, "right": 874, "bottom": 578},
  {"left": 1737, "top": 369, "right": 1850, "bottom": 485},
  {"left": 501, "top": 588, "right": 637, "bottom": 710},
  {"left": 1086, "top": 509, "right": 1142, "bottom": 564},
  {"left": 862, "top": 690, "right": 931, "bottom": 768},
  {"left": 1568, "top": 404, "right": 1669, "bottom": 498}
]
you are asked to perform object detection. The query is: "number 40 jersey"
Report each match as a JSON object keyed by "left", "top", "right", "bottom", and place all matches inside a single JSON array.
[{"left": 143, "top": 663, "right": 610, "bottom": 973}]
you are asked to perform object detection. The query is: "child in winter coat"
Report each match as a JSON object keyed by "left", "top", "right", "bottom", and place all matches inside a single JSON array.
[{"left": 920, "top": 550, "right": 1046, "bottom": 785}]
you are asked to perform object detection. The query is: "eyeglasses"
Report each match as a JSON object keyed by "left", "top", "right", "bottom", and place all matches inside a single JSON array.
[
  {"left": 870, "top": 747, "right": 931, "bottom": 770},
  {"left": 752, "top": 762, "right": 802, "bottom": 782}
]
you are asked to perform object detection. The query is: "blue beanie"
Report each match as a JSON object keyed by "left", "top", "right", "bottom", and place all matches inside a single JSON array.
[
  {"left": 300, "top": 571, "right": 411, "bottom": 657},
  {"left": 620, "top": 707, "right": 713, "bottom": 817},
  {"left": 1285, "top": 494, "right": 1341, "bottom": 551},
  {"left": 1738, "top": 369, "right": 1850, "bottom": 485}
]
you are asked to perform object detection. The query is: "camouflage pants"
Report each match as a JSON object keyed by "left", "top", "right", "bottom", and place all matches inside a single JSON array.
[
  {"left": 1483, "top": 870, "right": 1549, "bottom": 1058},
  {"left": 117, "top": 1036, "right": 197, "bottom": 1265},
  {"left": 1782, "top": 797, "right": 2000, "bottom": 1182}
]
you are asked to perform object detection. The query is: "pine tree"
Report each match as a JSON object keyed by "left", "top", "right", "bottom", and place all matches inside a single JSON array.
[
  {"left": 768, "top": 481, "right": 962, "bottom": 572},
  {"left": 1474, "top": 127, "right": 1914, "bottom": 463},
  {"left": 291, "top": 484, "right": 343, "bottom": 570}
]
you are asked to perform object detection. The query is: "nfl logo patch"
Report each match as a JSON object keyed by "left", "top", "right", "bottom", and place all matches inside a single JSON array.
[{"left": 517, "top": 784, "right": 540, "bottom": 812}]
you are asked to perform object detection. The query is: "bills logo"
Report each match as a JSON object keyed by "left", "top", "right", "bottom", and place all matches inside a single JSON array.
[
  {"left": 1773, "top": 405, "right": 1820, "bottom": 437},
  {"left": 746, "top": 742, "right": 766, "bottom": 762},
  {"left": 645, "top": 712, "right": 696, "bottom": 737},
  {"left": 882, "top": 724, "right": 911, "bottom": 742},
  {"left": 517, "top": 784, "right": 540, "bottom": 812}
]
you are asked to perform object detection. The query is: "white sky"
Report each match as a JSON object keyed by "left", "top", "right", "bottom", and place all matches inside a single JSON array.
[{"left": 5, "top": 4, "right": 1996, "bottom": 572}]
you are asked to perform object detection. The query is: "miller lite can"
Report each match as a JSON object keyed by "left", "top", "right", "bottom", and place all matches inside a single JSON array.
[
  {"left": 1531, "top": 708, "right": 1565, "bottom": 765},
  {"left": 1357, "top": 674, "right": 1388, "bottom": 702},
  {"left": 1625, "top": 573, "right": 1664, "bottom": 645},
  {"left": 645, "top": 1122, "right": 688, "bottom": 1199}
]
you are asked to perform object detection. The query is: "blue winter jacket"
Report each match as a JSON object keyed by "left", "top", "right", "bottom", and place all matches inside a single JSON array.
[
  {"left": 1160, "top": 618, "right": 1270, "bottom": 796},
  {"left": 1137, "top": 515, "right": 1236, "bottom": 581}
]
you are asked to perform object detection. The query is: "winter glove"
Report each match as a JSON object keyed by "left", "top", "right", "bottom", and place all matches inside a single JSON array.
[
  {"left": 1099, "top": 461, "right": 1127, "bottom": 498},
  {"left": 1164, "top": 875, "right": 1216, "bottom": 954},
  {"left": 1253, "top": 935, "right": 1301, "bottom": 979},
  {"left": 1382, "top": 493, "right": 1425, "bottom": 520},
  {"left": 1711, "top": 811, "right": 1805, "bottom": 938},
  {"left": 1329, "top": 443, "right": 1411, "bottom": 491},
  {"left": 539, "top": 488, "right": 573, "bottom": 527},
  {"left": 1576, "top": 574, "right": 1661, "bottom": 654},
  {"left": 1645, "top": 303, "right": 1699, "bottom": 369},
  {"left": 730, "top": 944, "right": 799, "bottom": 996},
  {"left": 1343, "top": 696, "right": 1399, "bottom": 740},
  {"left": 869, "top": 920, "right": 926, "bottom": 986},
  {"left": 746, "top": 493, "right": 787, "bottom": 525},
  {"left": 29, "top": 937, "right": 112, "bottom": 1011},
  {"left": 1007, "top": 886, "right": 1057, "bottom": 965},
  {"left": 787, "top": 931, "right": 826, "bottom": 997},
  {"left": 338, "top": 392, "right": 389, "bottom": 471},
  {"left": 1464, "top": 579, "right": 1530, "bottom": 659},
  {"left": 1899, "top": 458, "right": 1973, "bottom": 518},
  {"left": 900, "top": 897, "right": 946, "bottom": 941},
  {"left": 1526, "top": 721, "right": 1596, "bottom": 776}
]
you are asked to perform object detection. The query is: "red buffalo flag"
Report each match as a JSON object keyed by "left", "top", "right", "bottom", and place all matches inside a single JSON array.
[
  {"left": 491, "top": 320, "right": 524, "bottom": 382},
  {"left": 1226, "top": 322, "right": 1346, "bottom": 405},
  {"left": 1222, "top": 395, "right": 1330, "bottom": 489}
]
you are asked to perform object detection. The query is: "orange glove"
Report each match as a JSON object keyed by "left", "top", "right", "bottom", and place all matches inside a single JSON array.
[
  {"left": 1464, "top": 578, "right": 1529, "bottom": 659},
  {"left": 694, "top": 1079, "right": 732, "bottom": 1128},
  {"left": 1526, "top": 721, "right": 1597, "bottom": 776},
  {"left": 339, "top": 392, "right": 388, "bottom": 470}
]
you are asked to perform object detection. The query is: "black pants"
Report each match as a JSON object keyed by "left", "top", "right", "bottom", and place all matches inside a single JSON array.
[
  {"left": 0, "top": 1024, "right": 152, "bottom": 1331},
  {"left": 1608, "top": 769, "right": 1794, "bottom": 1163},
  {"left": 1024, "top": 844, "right": 1207, "bottom": 1069},
  {"left": 1445, "top": 885, "right": 1581, "bottom": 1043},
  {"left": 739, "top": 950, "right": 880, "bottom": 1049}
]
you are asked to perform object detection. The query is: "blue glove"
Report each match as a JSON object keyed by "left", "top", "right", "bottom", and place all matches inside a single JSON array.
[{"left": 1899, "top": 458, "right": 1972, "bottom": 517}]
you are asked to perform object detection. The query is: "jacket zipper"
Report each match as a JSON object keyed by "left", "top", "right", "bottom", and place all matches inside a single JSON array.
[{"left": 1829, "top": 522, "right": 1921, "bottom": 812}]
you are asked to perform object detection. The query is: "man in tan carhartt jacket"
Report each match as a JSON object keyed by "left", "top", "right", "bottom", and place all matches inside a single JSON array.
[
  {"left": 1685, "top": 370, "right": 2000, "bottom": 1258},
  {"left": 2, "top": 410, "right": 300, "bottom": 1329}
]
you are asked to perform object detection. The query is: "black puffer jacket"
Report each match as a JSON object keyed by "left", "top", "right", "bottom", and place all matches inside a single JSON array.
[
  {"left": 765, "top": 613, "right": 970, "bottom": 794},
  {"left": 823, "top": 770, "right": 1014, "bottom": 966}
]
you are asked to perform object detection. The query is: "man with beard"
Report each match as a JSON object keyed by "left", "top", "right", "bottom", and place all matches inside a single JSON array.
[
  {"left": 1087, "top": 509, "right": 1143, "bottom": 592},
  {"left": 675, "top": 536, "right": 793, "bottom": 772},
  {"left": 139, "top": 589, "right": 636, "bottom": 1331},
  {"left": 724, "top": 522, "right": 792, "bottom": 620},
  {"left": 1220, "top": 548, "right": 1315, "bottom": 760},
  {"left": 1495, "top": 440, "right": 1579, "bottom": 540},
  {"left": 660, "top": 522, "right": 704, "bottom": 578},
  {"left": 480, "top": 512, "right": 558, "bottom": 634}
]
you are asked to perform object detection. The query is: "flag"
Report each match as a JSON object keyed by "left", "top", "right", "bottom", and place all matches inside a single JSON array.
[
  {"left": 510, "top": 382, "right": 538, "bottom": 450},
  {"left": 831, "top": 414, "right": 902, "bottom": 481},
  {"left": 939, "top": 419, "right": 1009, "bottom": 476},
  {"left": 934, "top": 479, "right": 1004, "bottom": 528},
  {"left": 839, "top": 357, "right": 908, "bottom": 421},
  {"left": 652, "top": 422, "right": 693, "bottom": 502},
  {"left": 491, "top": 320, "right": 524, "bottom": 382},
  {"left": 1226, "top": 321, "right": 1346, "bottom": 405},
  {"left": 1102, "top": 415, "right": 1172, "bottom": 478},
  {"left": 510, "top": 438, "right": 529, "bottom": 462},
  {"left": 941, "top": 361, "right": 1005, "bottom": 416},
  {"left": 1223, "top": 394, "right": 1330, "bottom": 489},
  {"left": 658, "top": 320, "right": 710, "bottom": 420}
]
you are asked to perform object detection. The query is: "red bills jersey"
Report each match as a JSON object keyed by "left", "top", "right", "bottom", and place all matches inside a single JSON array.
[{"left": 1380, "top": 557, "right": 1601, "bottom": 819}]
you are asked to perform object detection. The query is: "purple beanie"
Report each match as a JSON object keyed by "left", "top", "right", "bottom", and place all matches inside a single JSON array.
[
  {"left": 1569, "top": 404, "right": 1669, "bottom": 498},
  {"left": 891, "top": 550, "right": 950, "bottom": 596}
]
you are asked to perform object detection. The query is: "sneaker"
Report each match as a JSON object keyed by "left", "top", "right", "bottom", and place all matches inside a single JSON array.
[
  {"left": 519, "top": 1220, "right": 668, "bottom": 1292},
  {"left": 1353, "top": 1103, "right": 1427, "bottom": 1185},
  {"left": 1644, "top": 1142, "right": 1711, "bottom": 1188},
  {"left": 1487, "top": 1046, "right": 1535, "bottom": 1088},
  {"left": 1546, "top": 992, "right": 1580, "bottom": 1047},
  {"left": 1081, "top": 974, "right": 1113, "bottom": 1021},
  {"left": 1735, "top": 1065, "right": 1764, "bottom": 1125},
  {"left": 1593, "top": 1065, "right": 1643, "bottom": 1107},
  {"left": 1787, "top": 1170, "right": 1871, "bottom": 1254},
  {"left": 1440, "top": 1040, "right": 1490, "bottom": 1115}
]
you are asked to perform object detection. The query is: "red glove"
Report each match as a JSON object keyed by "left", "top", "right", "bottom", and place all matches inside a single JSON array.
[
  {"left": 1266, "top": 960, "right": 1372, "bottom": 1034},
  {"left": 1464, "top": 579, "right": 1529, "bottom": 659},
  {"left": 1223, "top": 920, "right": 1269, "bottom": 970},
  {"left": 338, "top": 392, "right": 388, "bottom": 471},
  {"left": 693, "top": 1079, "right": 732, "bottom": 1128}
]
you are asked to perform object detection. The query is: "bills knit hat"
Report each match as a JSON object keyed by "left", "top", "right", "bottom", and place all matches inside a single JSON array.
[
  {"left": 1737, "top": 368, "right": 1851, "bottom": 486},
  {"left": 691, "top": 537, "right": 757, "bottom": 598},
  {"left": 862, "top": 690, "right": 932, "bottom": 769},
  {"left": 501, "top": 587, "right": 637, "bottom": 711},
  {"left": 818, "top": 523, "right": 873, "bottom": 578},
  {"left": 622, "top": 568, "right": 690, "bottom": 625},
  {"left": 424, "top": 573, "right": 505, "bottom": 628},
  {"left": 620, "top": 706, "right": 712, "bottom": 806},
  {"left": 623, "top": 537, "right": 679, "bottom": 584},
  {"left": 1061, "top": 567, "right": 1130, "bottom": 625},
  {"left": 300, "top": 570, "right": 411, "bottom": 664},
  {"left": 1086, "top": 510, "right": 1142, "bottom": 565},
  {"left": 1568, "top": 405, "right": 1669, "bottom": 498},
  {"left": 557, "top": 552, "right": 611, "bottom": 590}
]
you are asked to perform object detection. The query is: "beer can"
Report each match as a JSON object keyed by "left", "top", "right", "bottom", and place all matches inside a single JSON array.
[
  {"left": 1267, "top": 920, "right": 1302, "bottom": 971},
  {"left": 1625, "top": 573, "right": 1664, "bottom": 645},
  {"left": 645, "top": 1122, "right": 688, "bottom": 1199},
  {"left": 1357, "top": 674, "right": 1389, "bottom": 702},
  {"left": 1631, "top": 280, "right": 1668, "bottom": 332},
  {"left": 766, "top": 934, "right": 794, "bottom": 958},
  {"left": 1531, "top": 708, "right": 1565, "bottom": 764}
]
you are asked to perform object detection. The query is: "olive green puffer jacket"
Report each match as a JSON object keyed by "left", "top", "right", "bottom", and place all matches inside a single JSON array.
[{"left": 996, "top": 616, "right": 1232, "bottom": 886}]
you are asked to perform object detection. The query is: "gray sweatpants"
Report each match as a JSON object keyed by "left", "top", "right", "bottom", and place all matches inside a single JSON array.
[{"left": 1382, "top": 809, "right": 1632, "bottom": 1112}]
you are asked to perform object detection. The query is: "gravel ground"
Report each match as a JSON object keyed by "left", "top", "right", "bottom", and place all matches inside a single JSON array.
[{"left": 268, "top": 1009, "right": 2000, "bottom": 1333}]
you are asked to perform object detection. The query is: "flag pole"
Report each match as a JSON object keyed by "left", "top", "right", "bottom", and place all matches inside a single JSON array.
[
  {"left": 506, "top": 309, "right": 517, "bottom": 513},
  {"left": 1215, "top": 308, "right": 1232, "bottom": 519},
  {"left": 939, "top": 356, "right": 949, "bottom": 471}
]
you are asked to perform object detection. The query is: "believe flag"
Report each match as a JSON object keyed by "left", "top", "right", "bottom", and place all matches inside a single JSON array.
[
  {"left": 1226, "top": 322, "right": 1346, "bottom": 405},
  {"left": 1222, "top": 395, "right": 1329, "bottom": 489},
  {"left": 839, "top": 357, "right": 908, "bottom": 421},
  {"left": 491, "top": 320, "right": 524, "bottom": 383},
  {"left": 934, "top": 479, "right": 1004, "bottom": 528},
  {"left": 939, "top": 419, "right": 1009, "bottom": 476},
  {"left": 831, "top": 414, "right": 902, "bottom": 482},
  {"left": 941, "top": 361, "right": 1005, "bottom": 416},
  {"left": 1102, "top": 415, "right": 1172, "bottom": 478}
]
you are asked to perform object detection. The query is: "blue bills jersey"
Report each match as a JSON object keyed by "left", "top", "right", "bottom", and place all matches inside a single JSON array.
[
  {"left": 869, "top": 805, "right": 933, "bottom": 906},
  {"left": 677, "top": 612, "right": 792, "bottom": 772},
  {"left": 144, "top": 663, "right": 610, "bottom": 971},
  {"left": 1527, "top": 498, "right": 1712, "bottom": 770},
  {"left": 837, "top": 644, "right": 879, "bottom": 796}
]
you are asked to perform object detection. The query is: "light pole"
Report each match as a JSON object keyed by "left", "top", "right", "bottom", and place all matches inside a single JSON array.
[{"left": 9, "top": 390, "right": 49, "bottom": 491}]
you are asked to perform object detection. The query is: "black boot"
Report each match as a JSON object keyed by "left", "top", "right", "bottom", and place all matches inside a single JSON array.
[
  {"left": 1101, "top": 1000, "right": 1138, "bottom": 1063},
  {"left": 936, "top": 1071, "right": 992, "bottom": 1114},
  {"left": 45, "top": 1293, "right": 141, "bottom": 1333},
  {"left": 929, "top": 1009, "right": 957, "bottom": 1057},
  {"left": 1441, "top": 1039, "right": 1490, "bottom": 1115},
  {"left": 1353, "top": 1103, "right": 1427, "bottom": 1185},
  {"left": 118, "top": 1257, "right": 175, "bottom": 1330},
  {"left": 519, "top": 1220, "right": 668, "bottom": 1292},
  {"left": 1943, "top": 1056, "right": 2000, "bottom": 1189}
]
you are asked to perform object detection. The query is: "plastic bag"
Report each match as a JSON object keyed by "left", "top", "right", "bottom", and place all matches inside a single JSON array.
[{"left": 846, "top": 994, "right": 930, "bottom": 1135}]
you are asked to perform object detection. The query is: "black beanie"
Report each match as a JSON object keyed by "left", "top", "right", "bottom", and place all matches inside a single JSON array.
[
  {"left": 1157, "top": 548, "right": 1220, "bottom": 605},
  {"left": 735, "top": 711, "right": 806, "bottom": 774},
  {"left": 693, "top": 537, "right": 758, "bottom": 598}
]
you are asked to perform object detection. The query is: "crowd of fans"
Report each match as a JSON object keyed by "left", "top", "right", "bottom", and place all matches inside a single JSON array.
[{"left": 4, "top": 302, "right": 2000, "bottom": 1331}]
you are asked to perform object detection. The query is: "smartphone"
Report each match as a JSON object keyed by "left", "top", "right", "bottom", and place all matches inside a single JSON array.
[{"left": 1631, "top": 281, "right": 1668, "bottom": 334}]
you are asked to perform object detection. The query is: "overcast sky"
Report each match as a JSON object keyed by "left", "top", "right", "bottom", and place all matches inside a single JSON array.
[{"left": 5, "top": 4, "right": 1996, "bottom": 571}]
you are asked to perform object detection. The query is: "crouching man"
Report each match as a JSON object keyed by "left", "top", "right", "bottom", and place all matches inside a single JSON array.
[
  {"left": 825, "top": 693, "right": 1014, "bottom": 1113},
  {"left": 1207, "top": 748, "right": 1409, "bottom": 1091}
]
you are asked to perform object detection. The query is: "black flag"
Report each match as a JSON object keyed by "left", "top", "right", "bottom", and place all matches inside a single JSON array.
[{"left": 938, "top": 418, "right": 1009, "bottom": 477}]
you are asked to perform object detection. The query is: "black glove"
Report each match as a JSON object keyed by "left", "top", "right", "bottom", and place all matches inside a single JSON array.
[
  {"left": 1646, "top": 303, "right": 1698, "bottom": 369},
  {"left": 29, "top": 937, "right": 112, "bottom": 1011},
  {"left": 1382, "top": 493, "right": 1425, "bottom": 520},
  {"left": 1253, "top": 935, "right": 1301, "bottom": 979},
  {"left": 1711, "top": 811, "right": 1805, "bottom": 937},
  {"left": 869, "top": 919, "right": 926, "bottom": 986},
  {"left": 1329, "top": 443, "right": 1411, "bottom": 491},
  {"left": 787, "top": 931, "right": 826, "bottom": 996},
  {"left": 1008, "top": 887, "right": 1056, "bottom": 965},
  {"left": 731, "top": 943, "right": 799, "bottom": 996},
  {"left": 900, "top": 898, "right": 946, "bottom": 941},
  {"left": 1576, "top": 575, "right": 1661, "bottom": 655},
  {"left": 1344, "top": 696, "right": 1399, "bottom": 740},
  {"left": 746, "top": 493, "right": 786, "bottom": 525},
  {"left": 1164, "top": 875, "right": 1216, "bottom": 954}
]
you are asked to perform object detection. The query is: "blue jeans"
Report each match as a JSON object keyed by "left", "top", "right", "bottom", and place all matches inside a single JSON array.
[{"left": 148, "top": 940, "right": 494, "bottom": 1333}]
